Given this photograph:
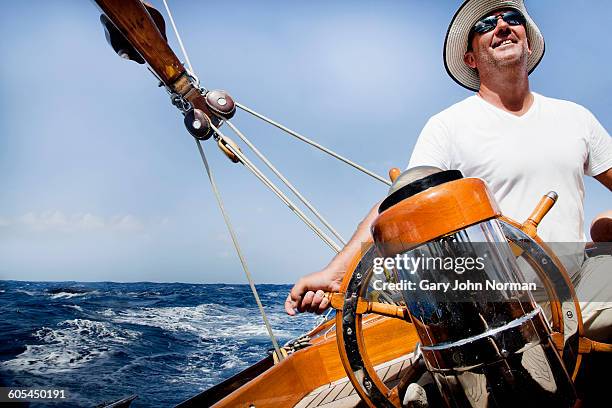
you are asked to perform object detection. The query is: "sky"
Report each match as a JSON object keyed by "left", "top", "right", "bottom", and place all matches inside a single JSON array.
[{"left": 0, "top": 0, "right": 610, "bottom": 283}]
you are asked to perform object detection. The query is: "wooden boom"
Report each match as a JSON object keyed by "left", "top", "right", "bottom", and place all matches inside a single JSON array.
[{"left": 93, "top": 0, "right": 225, "bottom": 136}]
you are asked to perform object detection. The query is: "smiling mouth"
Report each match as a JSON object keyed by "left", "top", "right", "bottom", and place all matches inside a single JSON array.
[{"left": 492, "top": 39, "right": 516, "bottom": 49}]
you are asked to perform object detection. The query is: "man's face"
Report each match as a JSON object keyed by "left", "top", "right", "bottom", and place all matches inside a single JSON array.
[{"left": 464, "top": 8, "right": 532, "bottom": 72}]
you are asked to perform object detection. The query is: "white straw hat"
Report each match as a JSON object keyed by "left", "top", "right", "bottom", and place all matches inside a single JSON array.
[{"left": 443, "top": 0, "right": 545, "bottom": 91}]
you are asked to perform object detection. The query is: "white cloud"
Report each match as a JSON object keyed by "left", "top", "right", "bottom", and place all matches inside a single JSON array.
[
  {"left": 1, "top": 211, "right": 146, "bottom": 233},
  {"left": 109, "top": 215, "right": 144, "bottom": 232}
]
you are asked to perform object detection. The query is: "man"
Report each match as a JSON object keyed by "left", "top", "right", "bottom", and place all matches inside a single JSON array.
[{"left": 285, "top": 0, "right": 612, "bottom": 336}]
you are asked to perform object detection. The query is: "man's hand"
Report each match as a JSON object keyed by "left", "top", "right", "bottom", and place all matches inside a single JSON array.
[
  {"left": 284, "top": 201, "right": 381, "bottom": 316},
  {"left": 591, "top": 210, "right": 612, "bottom": 242},
  {"left": 284, "top": 267, "right": 344, "bottom": 316}
]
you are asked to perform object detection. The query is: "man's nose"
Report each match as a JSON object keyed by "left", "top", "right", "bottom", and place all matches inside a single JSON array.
[{"left": 494, "top": 17, "right": 511, "bottom": 36}]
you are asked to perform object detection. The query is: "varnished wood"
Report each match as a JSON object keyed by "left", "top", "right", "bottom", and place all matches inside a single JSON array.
[
  {"left": 353, "top": 316, "right": 404, "bottom": 408},
  {"left": 333, "top": 248, "right": 368, "bottom": 406},
  {"left": 212, "top": 315, "right": 417, "bottom": 408},
  {"left": 214, "top": 242, "right": 417, "bottom": 407},
  {"left": 334, "top": 242, "right": 408, "bottom": 408},
  {"left": 521, "top": 191, "right": 558, "bottom": 237},
  {"left": 367, "top": 301, "right": 408, "bottom": 320},
  {"left": 327, "top": 292, "right": 408, "bottom": 320},
  {"left": 389, "top": 167, "right": 401, "bottom": 182},
  {"left": 212, "top": 216, "right": 584, "bottom": 407},
  {"left": 217, "top": 137, "right": 241, "bottom": 163},
  {"left": 500, "top": 216, "right": 584, "bottom": 336},
  {"left": 500, "top": 216, "right": 584, "bottom": 380},
  {"left": 372, "top": 177, "right": 501, "bottom": 256},
  {"left": 577, "top": 337, "right": 612, "bottom": 353},
  {"left": 94, "top": 0, "right": 183, "bottom": 84},
  {"left": 94, "top": 0, "right": 217, "bottom": 120}
]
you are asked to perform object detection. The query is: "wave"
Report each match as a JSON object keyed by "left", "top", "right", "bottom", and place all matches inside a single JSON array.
[
  {"left": 63, "top": 304, "right": 83, "bottom": 311},
  {"left": 15, "top": 289, "right": 37, "bottom": 296},
  {"left": 47, "top": 287, "right": 96, "bottom": 299},
  {"left": 1, "top": 319, "right": 139, "bottom": 374},
  {"left": 47, "top": 287, "right": 88, "bottom": 295},
  {"left": 108, "top": 303, "right": 296, "bottom": 340},
  {"left": 0, "top": 282, "right": 314, "bottom": 406},
  {"left": 49, "top": 291, "right": 93, "bottom": 299}
]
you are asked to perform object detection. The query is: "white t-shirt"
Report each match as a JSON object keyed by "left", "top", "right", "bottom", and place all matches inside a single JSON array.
[{"left": 408, "top": 93, "right": 611, "bottom": 243}]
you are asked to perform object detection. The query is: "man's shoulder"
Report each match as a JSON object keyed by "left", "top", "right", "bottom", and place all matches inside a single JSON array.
[
  {"left": 428, "top": 96, "right": 480, "bottom": 124},
  {"left": 534, "top": 93, "right": 591, "bottom": 116}
]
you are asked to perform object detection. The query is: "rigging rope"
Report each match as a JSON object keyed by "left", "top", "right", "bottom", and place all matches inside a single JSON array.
[
  {"left": 226, "top": 120, "right": 347, "bottom": 245},
  {"left": 162, "top": 0, "right": 395, "bottom": 347},
  {"left": 211, "top": 124, "right": 342, "bottom": 253},
  {"left": 236, "top": 102, "right": 392, "bottom": 186},
  {"left": 161, "top": 0, "right": 196, "bottom": 77},
  {"left": 162, "top": 0, "right": 283, "bottom": 361},
  {"left": 216, "top": 129, "right": 343, "bottom": 334},
  {"left": 195, "top": 139, "right": 284, "bottom": 361}
]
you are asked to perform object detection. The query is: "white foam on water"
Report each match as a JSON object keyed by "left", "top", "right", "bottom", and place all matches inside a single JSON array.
[
  {"left": 100, "top": 308, "right": 115, "bottom": 317},
  {"left": 219, "top": 353, "right": 243, "bottom": 370},
  {"left": 108, "top": 303, "right": 294, "bottom": 339},
  {"left": 1, "top": 319, "right": 139, "bottom": 374},
  {"left": 125, "top": 291, "right": 161, "bottom": 296},
  {"left": 15, "top": 289, "right": 37, "bottom": 296},
  {"left": 49, "top": 291, "right": 90, "bottom": 299},
  {"left": 99, "top": 302, "right": 315, "bottom": 388},
  {"left": 165, "top": 345, "right": 263, "bottom": 388}
]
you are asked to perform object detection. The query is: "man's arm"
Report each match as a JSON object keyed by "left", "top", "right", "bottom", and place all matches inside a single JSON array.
[
  {"left": 284, "top": 202, "right": 380, "bottom": 315},
  {"left": 284, "top": 116, "right": 452, "bottom": 315},
  {"left": 594, "top": 168, "right": 612, "bottom": 191}
]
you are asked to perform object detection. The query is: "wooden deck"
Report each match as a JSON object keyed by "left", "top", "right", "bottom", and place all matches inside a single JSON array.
[{"left": 294, "top": 352, "right": 416, "bottom": 408}]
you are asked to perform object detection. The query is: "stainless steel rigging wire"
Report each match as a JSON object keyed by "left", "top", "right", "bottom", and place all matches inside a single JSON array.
[
  {"left": 162, "top": 0, "right": 397, "bottom": 345},
  {"left": 226, "top": 120, "right": 347, "bottom": 245},
  {"left": 194, "top": 140, "right": 283, "bottom": 361},
  {"left": 162, "top": 0, "right": 283, "bottom": 361},
  {"left": 161, "top": 0, "right": 195, "bottom": 76},
  {"left": 236, "top": 102, "right": 392, "bottom": 186},
  {"left": 211, "top": 124, "right": 342, "bottom": 253}
]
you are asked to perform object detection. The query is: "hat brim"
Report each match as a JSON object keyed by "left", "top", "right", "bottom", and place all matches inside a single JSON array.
[{"left": 444, "top": 0, "right": 545, "bottom": 91}]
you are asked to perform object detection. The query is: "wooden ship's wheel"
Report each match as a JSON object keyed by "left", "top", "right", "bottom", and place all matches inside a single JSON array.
[
  {"left": 334, "top": 227, "right": 582, "bottom": 407},
  {"left": 330, "top": 169, "right": 609, "bottom": 408}
]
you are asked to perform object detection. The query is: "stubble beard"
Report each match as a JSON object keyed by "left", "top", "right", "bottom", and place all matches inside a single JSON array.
[{"left": 479, "top": 42, "right": 529, "bottom": 73}]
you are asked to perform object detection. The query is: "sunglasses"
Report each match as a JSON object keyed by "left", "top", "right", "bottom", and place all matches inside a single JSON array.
[{"left": 473, "top": 10, "right": 526, "bottom": 34}]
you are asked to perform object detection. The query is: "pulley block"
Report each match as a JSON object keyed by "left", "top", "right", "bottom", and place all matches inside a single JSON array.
[
  {"left": 217, "top": 136, "right": 241, "bottom": 163},
  {"left": 205, "top": 90, "right": 236, "bottom": 120},
  {"left": 184, "top": 108, "right": 213, "bottom": 140}
]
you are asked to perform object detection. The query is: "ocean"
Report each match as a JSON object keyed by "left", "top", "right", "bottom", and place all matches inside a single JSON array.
[{"left": 0, "top": 281, "right": 320, "bottom": 407}]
